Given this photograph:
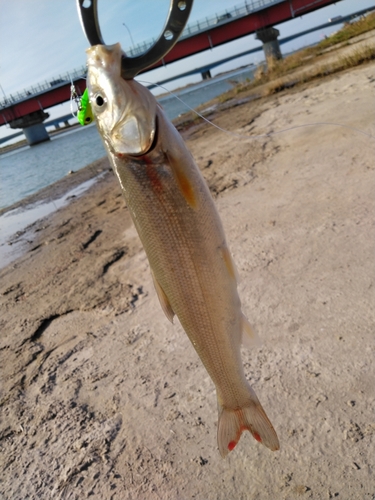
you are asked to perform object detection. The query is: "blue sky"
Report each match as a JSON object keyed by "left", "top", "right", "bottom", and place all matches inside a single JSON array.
[{"left": 0, "top": 0, "right": 373, "bottom": 140}]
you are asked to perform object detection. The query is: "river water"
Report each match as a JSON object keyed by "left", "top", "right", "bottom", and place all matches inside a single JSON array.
[{"left": 0, "top": 66, "right": 254, "bottom": 211}]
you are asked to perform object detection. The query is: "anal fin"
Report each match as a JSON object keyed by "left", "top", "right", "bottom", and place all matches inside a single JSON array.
[
  {"left": 221, "top": 245, "right": 240, "bottom": 283},
  {"left": 241, "top": 314, "right": 261, "bottom": 349},
  {"left": 151, "top": 270, "right": 175, "bottom": 323}
]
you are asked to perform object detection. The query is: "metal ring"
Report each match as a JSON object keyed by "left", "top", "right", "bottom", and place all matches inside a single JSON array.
[{"left": 76, "top": 0, "right": 193, "bottom": 79}]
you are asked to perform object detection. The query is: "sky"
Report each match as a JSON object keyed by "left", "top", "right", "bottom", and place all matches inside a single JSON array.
[{"left": 0, "top": 0, "right": 373, "bottom": 141}]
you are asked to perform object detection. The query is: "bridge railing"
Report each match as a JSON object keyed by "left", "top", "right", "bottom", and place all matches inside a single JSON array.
[{"left": 0, "top": 0, "right": 284, "bottom": 109}]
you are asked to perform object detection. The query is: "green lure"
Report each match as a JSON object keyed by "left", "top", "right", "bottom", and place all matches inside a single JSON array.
[{"left": 77, "top": 88, "right": 94, "bottom": 126}]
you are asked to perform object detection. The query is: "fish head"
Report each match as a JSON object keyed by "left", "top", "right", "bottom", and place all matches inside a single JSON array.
[{"left": 86, "top": 43, "right": 157, "bottom": 156}]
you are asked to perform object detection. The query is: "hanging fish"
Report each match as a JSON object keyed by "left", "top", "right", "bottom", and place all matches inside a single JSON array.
[{"left": 86, "top": 43, "right": 279, "bottom": 457}]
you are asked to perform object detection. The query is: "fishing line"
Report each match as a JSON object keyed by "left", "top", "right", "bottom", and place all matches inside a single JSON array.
[
  {"left": 138, "top": 80, "right": 375, "bottom": 141},
  {"left": 69, "top": 76, "right": 80, "bottom": 119}
]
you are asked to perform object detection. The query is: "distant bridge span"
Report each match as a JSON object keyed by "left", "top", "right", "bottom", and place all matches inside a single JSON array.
[{"left": 0, "top": 0, "right": 343, "bottom": 141}]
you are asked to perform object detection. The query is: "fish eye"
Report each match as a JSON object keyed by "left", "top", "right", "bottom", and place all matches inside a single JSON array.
[{"left": 95, "top": 94, "right": 106, "bottom": 107}]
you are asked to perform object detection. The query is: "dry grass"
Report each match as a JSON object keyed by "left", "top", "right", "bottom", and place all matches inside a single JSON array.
[
  {"left": 318, "top": 12, "right": 375, "bottom": 49},
  {"left": 338, "top": 43, "right": 375, "bottom": 67},
  {"left": 263, "top": 44, "right": 375, "bottom": 95}
]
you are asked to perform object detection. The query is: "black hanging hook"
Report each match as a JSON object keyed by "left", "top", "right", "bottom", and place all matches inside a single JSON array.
[{"left": 76, "top": 0, "right": 193, "bottom": 80}]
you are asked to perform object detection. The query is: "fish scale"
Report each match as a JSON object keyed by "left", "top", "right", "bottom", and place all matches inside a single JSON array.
[{"left": 86, "top": 42, "right": 279, "bottom": 457}]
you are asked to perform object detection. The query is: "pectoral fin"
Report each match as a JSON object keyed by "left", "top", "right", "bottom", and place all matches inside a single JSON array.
[
  {"left": 151, "top": 271, "right": 175, "bottom": 323},
  {"left": 241, "top": 314, "right": 261, "bottom": 348}
]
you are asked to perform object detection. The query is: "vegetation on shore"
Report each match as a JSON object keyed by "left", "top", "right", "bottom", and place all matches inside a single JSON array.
[
  {"left": 262, "top": 43, "right": 375, "bottom": 95},
  {"left": 317, "top": 11, "right": 375, "bottom": 49},
  {"left": 220, "top": 12, "right": 375, "bottom": 100}
]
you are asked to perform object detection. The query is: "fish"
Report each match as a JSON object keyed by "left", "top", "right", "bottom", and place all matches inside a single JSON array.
[{"left": 86, "top": 43, "right": 279, "bottom": 457}]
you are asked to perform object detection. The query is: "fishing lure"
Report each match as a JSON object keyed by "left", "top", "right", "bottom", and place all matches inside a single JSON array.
[
  {"left": 70, "top": 82, "right": 94, "bottom": 126},
  {"left": 77, "top": 88, "right": 94, "bottom": 126}
]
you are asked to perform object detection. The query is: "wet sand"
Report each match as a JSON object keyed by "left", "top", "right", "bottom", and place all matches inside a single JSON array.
[{"left": 0, "top": 54, "right": 374, "bottom": 499}]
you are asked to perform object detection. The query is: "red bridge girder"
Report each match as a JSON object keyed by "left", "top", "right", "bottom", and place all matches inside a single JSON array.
[
  {"left": 156, "top": 0, "right": 339, "bottom": 65},
  {"left": 0, "top": 80, "right": 87, "bottom": 126}
]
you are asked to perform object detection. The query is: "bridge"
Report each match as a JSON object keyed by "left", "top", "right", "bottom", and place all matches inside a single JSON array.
[{"left": 0, "top": 0, "right": 345, "bottom": 145}]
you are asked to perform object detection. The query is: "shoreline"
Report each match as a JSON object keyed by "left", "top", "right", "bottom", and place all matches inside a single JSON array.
[
  {"left": 0, "top": 169, "right": 110, "bottom": 269},
  {"left": 0, "top": 156, "right": 111, "bottom": 269},
  {"left": 0, "top": 156, "right": 110, "bottom": 217}
]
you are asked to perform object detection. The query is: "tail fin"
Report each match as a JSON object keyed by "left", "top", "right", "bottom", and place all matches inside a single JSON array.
[{"left": 217, "top": 396, "right": 279, "bottom": 457}]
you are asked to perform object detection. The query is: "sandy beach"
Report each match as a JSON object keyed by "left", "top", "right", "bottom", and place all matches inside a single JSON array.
[{"left": 1, "top": 46, "right": 374, "bottom": 499}]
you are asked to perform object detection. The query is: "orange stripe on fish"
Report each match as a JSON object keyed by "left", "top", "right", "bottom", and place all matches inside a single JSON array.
[
  {"left": 176, "top": 169, "right": 197, "bottom": 209},
  {"left": 166, "top": 151, "right": 197, "bottom": 209}
]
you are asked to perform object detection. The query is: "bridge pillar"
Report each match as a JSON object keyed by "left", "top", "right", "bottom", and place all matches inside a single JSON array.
[
  {"left": 201, "top": 69, "right": 212, "bottom": 80},
  {"left": 256, "top": 27, "right": 282, "bottom": 65},
  {"left": 9, "top": 110, "right": 50, "bottom": 146}
]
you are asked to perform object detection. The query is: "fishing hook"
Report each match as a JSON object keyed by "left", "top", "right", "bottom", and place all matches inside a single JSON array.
[{"left": 76, "top": 0, "right": 193, "bottom": 80}]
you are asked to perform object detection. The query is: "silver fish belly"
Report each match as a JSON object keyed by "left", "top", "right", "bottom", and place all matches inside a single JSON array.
[{"left": 86, "top": 43, "right": 279, "bottom": 457}]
